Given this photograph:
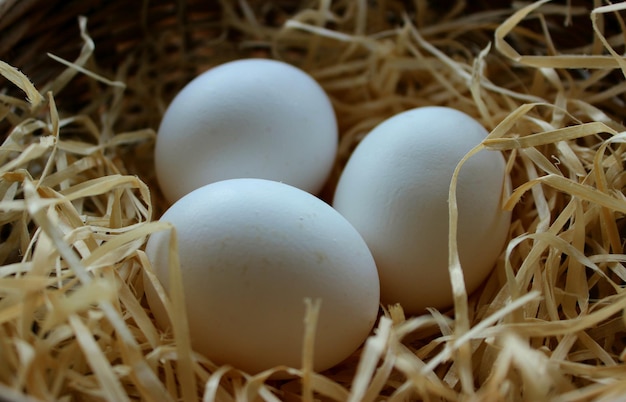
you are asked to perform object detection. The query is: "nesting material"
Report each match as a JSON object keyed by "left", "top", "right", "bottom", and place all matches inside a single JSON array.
[{"left": 1, "top": 1, "right": 625, "bottom": 401}]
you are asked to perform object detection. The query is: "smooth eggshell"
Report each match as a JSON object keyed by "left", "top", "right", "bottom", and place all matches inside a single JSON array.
[
  {"left": 155, "top": 58, "right": 338, "bottom": 203},
  {"left": 145, "top": 178, "right": 380, "bottom": 376},
  {"left": 332, "top": 106, "right": 511, "bottom": 314}
]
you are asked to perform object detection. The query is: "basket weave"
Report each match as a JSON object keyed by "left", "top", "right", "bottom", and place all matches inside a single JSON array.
[{"left": 1, "top": 1, "right": 626, "bottom": 401}]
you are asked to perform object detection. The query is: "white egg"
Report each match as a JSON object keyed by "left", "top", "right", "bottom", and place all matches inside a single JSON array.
[
  {"left": 155, "top": 58, "right": 338, "bottom": 203},
  {"left": 145, "top": 178, "right": 380, "bottom": 376},
  {"left": 332, "top": 106, "right": 511, "bottom": 315}
]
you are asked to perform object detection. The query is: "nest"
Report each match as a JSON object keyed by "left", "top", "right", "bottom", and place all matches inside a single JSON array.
[{"left": 1, "top": 0, "right": 626, "bottom": 401}]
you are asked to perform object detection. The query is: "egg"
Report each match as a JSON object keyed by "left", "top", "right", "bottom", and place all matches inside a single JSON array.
[
  {"left": 154, "top": 58, "right": 338, "bottom": 203},
  {"left": 145, "top": 178, "right": 380, "bottom": 376},
  {"left": 332, "top": 106, "right": 511, "bottom": 315}
]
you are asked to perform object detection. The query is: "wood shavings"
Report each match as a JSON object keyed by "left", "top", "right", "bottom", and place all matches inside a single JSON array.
[{"left": 1, "top": 1, "right": 626, "bottom": 401}]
